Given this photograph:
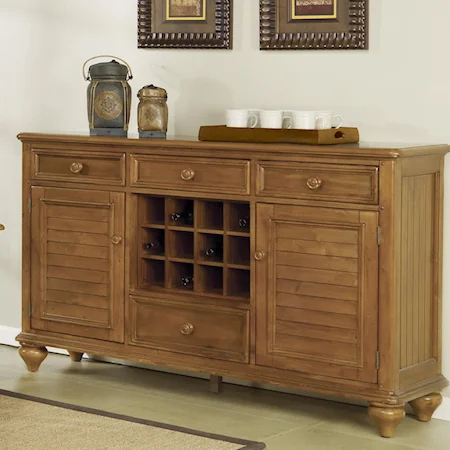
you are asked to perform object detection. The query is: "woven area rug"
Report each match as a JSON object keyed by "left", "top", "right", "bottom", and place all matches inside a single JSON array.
[{"left": 0, "top": 389, "right": 265, "bottom": 450}]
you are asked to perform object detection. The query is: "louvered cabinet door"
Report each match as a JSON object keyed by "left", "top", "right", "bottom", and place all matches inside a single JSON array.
[
  {"left": 255, "top": 204, "right": 379, "bottom": 383},
  {"left": 30, "top": 187, "right": 125, "bottom": 342}
]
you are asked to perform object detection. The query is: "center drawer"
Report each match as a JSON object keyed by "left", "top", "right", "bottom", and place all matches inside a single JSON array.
[
  {"left": 129, "top": 297, "right": 249, "bottom": 363},
  {"left": 130, "top": 155, "right": 250, "bottom": 195}
]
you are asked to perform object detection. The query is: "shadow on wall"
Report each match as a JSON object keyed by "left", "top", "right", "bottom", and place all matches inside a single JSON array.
[{"left": 173, "top": 77, "right": 233, "bottom": 136}]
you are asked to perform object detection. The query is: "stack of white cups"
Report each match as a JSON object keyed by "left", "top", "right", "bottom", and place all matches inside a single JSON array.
[{"left": 225, "top": 109, "right": 343, "bottom": 130}]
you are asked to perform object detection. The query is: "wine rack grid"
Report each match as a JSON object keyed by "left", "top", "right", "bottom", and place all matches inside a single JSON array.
[{"left": 138, "top": 195, "right": 250, "bottom": 300}]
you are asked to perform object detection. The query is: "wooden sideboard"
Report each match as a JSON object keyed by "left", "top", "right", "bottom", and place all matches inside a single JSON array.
[{"left": 17, "top": 133, "right": 449, "bottom": 437}]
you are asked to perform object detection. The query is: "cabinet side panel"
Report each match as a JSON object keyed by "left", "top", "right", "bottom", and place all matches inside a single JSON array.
[{"left": 399, "top": 173, "right": 439, "bottom": 387}]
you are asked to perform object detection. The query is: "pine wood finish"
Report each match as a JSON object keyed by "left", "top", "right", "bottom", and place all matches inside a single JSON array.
[
  {"left": 368, "top": 403, "right": 406, "bottom": 438},
  {"left": 68, "top": 351, "right": 84, "bottom": 362},
  {"left": 17, "top": 133, "right": 449, "bottom": 438},
  {"left": 130, "top": 155, "right": 250, "bottom": 194},
  {"left": 256, "top": 162, "right": 378, "bottom": 204},
  {"left": 18, "top": 345, "right": 48, "bottom": 372},
  {"left": 409, "top": 393, "right": 443, "bottom": 422}
]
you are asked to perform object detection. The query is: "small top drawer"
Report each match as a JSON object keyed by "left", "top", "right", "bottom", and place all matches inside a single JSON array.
[
  {"left": 256, "top": 161, "right": 379, "bottom": 204},
  {"left": 31, "top": 149, "right": 126, "bottom": 186},
  {"left": 130, "top": 155, "right": 250, "bottom": 195}
]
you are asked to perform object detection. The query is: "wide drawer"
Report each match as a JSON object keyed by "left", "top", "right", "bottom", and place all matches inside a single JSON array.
[
  {"left": 256, "top": 161, "right": 379, "bottom": 204},
  {"left": 130, "top": 155, "right": 250, "bottom": 195},
  {"left": 129, "top": 297, "right": 249, "bottom": 363},
  {"left": 31, "top": 149, "right": 125, "bottom": 185}
]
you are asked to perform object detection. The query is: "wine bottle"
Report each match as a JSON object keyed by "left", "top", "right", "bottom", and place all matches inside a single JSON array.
[
  {"left": 181, "top": 276, "right": 194, "bottom": 287},
  {"left": 143, "top": 239, "right": 162, "bottom": 251},
  {"left": 204, "top": 244, "right": 223, "bottom": 259},
  {"left": 170, "top": 211, "right": 194, "bottom": 226},
  {"left": 238, "top": 216, "right": 250, "bottom": 228}
]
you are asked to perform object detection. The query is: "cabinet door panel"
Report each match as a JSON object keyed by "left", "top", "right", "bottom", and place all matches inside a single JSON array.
[
  {"left": 30, "top": 187, "right": 125, "bottom": 342},
  {"left": 256, "top": 204, "right": 378, "bottom": 383}
]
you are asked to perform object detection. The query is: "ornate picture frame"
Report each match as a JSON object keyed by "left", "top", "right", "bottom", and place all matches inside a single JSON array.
[
  {"left": 138, "top": 0, "right": 233, "bottom": 49},
  {"left": 260, "top": 0, "right": 368, "bottom": 50}
]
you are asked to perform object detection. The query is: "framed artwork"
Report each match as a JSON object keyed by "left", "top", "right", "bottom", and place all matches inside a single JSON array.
[
  {"left": 260, "top": 0, "right": 368, "bottom": 50},
  {"left": 138, "top": 0, "right": 233, "bottom": 49}
]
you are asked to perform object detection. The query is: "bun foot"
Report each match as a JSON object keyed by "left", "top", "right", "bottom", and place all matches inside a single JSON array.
[
  {"left": 68, "top": 351, "right": 84, "bottom": 362},
  {"left": 409, "top": 393, "right": 442, "bottom": 422},
  {"left": 18, "top": 345, "right": 48, "bottom": 372},
  {"left": 368, "top": 402, "right": 405, "bottom": 438}
]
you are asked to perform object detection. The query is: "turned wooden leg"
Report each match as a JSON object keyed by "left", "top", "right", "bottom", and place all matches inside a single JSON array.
[
  {"left": 368, "top": 402, "right": 405, "bottom": 438},
  {"left": 409, "top": 393, "right": 442, "bottom": 422},
  {"left": 18, "top": 345, "right": 48, "bottom": 372},
  {"left": 209, "top": 375, "right": 223, "bottom": 394},
  {"left": 68, "top": 351, "right": 84, "bottom": 362}
]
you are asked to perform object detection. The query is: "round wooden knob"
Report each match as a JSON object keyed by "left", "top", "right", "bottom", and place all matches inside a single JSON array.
[
  {"left": 180, "top": 323, "right": 194, "bottom": 335},
  {"left": 306, "top": 176, "right": 322, "bottom": 190},
  {"left": 0, "top": 224, "right": 4, "bottom": 231},
  {"left": 254, "top": 251, "right": 265, "bottom": 261},
  {"left": 181, "top": 169, "right": 195, "bottom": 181},
  {"left": 70, "top": 162, "right": 84, "bottom": 174},
  {"left": 111, "top": 236, "right": 122, "bottom": 245}
]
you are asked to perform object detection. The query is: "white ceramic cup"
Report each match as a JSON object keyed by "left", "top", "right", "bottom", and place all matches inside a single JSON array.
[
  {"left": 291, "top": 111, "right": 317, "bottom": 130},
  {"left": 226, "top": 109, "right": 258, "bottom": 128},
  {"left": 315, "top": 111, "right": 344, "bottom": 130},
  {"left": 260, "top": 110, "right": 292, "bottom": 129}
]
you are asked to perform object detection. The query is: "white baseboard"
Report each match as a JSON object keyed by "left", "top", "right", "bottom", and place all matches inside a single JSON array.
[
  {"left": 1, "top": 325, "right": 449, "bottom": 421},
  {"left": 0, "top": 325, "right": 21, "bottom": 347},
  {"left": 0, "top": 325, "right": 69, "bottom": 356},
  {"left": 434, "top": 397, "right": 450, "bottom": 421}
]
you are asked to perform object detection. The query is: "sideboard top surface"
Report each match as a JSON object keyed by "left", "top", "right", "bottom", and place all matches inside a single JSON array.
[{"left": 17, "top": 132, "right": 450, "bottom": 159}]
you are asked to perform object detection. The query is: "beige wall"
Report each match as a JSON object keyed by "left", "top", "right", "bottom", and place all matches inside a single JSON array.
[{"left": 0, "top": 0, "right": 449, "bottom": 393}]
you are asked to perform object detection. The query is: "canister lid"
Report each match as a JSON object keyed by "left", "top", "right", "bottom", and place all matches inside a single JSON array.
[
  {"left": 138, "top": 84, "right": 168, "bottom": 99},
  {"left": 89, "top": 60, "right": 128, "bottom": 80}
]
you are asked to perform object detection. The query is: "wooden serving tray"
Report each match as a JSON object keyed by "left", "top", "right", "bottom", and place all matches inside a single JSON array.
[{"left": 198, "top": 125, "right": 359, "bottom": 145}]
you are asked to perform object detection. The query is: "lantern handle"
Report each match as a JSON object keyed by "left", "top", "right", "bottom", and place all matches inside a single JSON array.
[{"left": 82, "top": 55, "right": 133, "bottom": 81}]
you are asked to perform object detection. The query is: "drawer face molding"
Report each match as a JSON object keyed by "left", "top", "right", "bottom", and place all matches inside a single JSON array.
[
  {"left": 31, "top": 149, "right": 126, "bottom": 186},
  {"left": 256, "top": 161, "right": 379, "bottom": 204},
  {"left": 130, "top": 154, "right": 250, "bottom": 194},
  {"left": 129, "top": 297, "right": 249, "bottom": 362}
]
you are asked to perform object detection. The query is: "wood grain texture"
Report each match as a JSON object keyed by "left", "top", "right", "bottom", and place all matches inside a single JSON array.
[
  {"left": 256, "top": 161, "right": 378, "bottom": 204},
  {"left": 30, "top": 187, "right": 125, "bottom": 343},
  {"left": 399, "top": 175, "right": 435, "bottom": 369},
  {"left": 31, "top": 149, "right": 125, "bottom": 186},
  {"left": 255, "top": 203, "right": 379, "bottom": 383},
  {"left": 130, "top": 155, "right": 250, "bottom": 195},
  {"left": 18, "top": 133, "right": 450, "bottom": 439},
  {"left": 129, "top": 297, "right": 249, "bottom": 363}
]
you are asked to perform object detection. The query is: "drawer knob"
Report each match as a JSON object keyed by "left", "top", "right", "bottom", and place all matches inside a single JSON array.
[
  {"left": 111, "top": 236, "right": 122, "bottom": 245},
  {"left": 0, "top": 224, "right": 4, "bottom": 231},
  {"left": 70, "top": 162, "right": 84, "bottom": 174},
  {"left": 180, "top": 323, "right": 194, "bottom": 335},
  {"left": 181, "top": 168, "right": 195, "bottom": 181},
  {"left": 306, "top": 176, "right": 322, "bottom": 190},
  {"left": 254, "top": 251, "right": 265, "bottom": 261}
]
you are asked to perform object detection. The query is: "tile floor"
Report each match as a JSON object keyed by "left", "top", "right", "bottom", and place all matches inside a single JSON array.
[{"left": 1, "top": 344, "right": 449, "bottom": 449}]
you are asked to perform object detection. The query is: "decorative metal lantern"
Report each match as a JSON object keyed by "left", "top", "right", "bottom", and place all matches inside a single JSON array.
[
  {"left": 137, "top": 85, "right": 168, "bottom": 139},
  {"left": 83, "top": 55, "right": 133, "bottom": 137}
]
